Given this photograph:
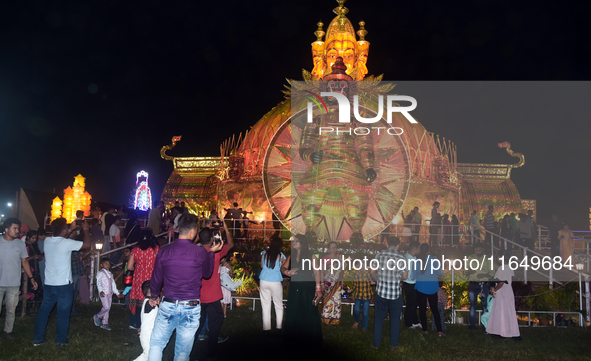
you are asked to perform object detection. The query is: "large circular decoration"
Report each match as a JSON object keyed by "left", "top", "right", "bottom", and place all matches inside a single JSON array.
[{"left": 263, "top": 98, "right": 411, "bottom": 241}]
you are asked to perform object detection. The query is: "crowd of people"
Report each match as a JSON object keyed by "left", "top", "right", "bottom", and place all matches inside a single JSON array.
[
  {"left": 399, "top": 203, "right": 572, "bottom": 259},
  {"left": 0, "top": 201, "right": 575, "bottom": 359}
]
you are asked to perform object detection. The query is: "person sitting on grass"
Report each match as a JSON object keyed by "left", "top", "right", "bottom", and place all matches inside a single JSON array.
[
  {"left": 133, "top": 280, "right": 158, "bottom": 361},
  {"left": 93, "top": 257, "right": 124, "bottom": 330}
]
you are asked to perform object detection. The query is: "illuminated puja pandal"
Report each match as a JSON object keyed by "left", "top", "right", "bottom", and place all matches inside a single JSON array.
[{"left": 160, "top": 0, "right": 534, "bottom": 240}]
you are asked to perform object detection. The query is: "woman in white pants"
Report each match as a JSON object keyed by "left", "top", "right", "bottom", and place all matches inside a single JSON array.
[{"left": 259, "top": 236, "right": 287, "bottom": 334}]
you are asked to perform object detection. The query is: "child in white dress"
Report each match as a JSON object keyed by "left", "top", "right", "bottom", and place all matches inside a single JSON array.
[
  {"left": 220, "top": 257, "right": 235, "bottom": 318},
  {"left": 93, "top": 258, "right": 123, "bottom": 330},
  {"left": 133, "top": 281, "right": 158, "bottom": 361}
]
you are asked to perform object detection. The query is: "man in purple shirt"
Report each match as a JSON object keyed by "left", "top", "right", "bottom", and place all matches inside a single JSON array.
[{"left": 148, "top": 214, "right": 222, "bottom": 361}]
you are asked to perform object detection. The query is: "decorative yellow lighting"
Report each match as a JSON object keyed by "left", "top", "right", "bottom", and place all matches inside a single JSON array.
[
  {"left": 51, "top": 197, "right": 62, "bottom": 221},
  {"left": 60, "top": 175, "right": 92, "bottom": 223}
]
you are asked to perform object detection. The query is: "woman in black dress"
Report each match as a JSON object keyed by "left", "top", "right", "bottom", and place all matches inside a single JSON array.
[{"left": 282, "top": 234, "right": 323, "bottom": 349}]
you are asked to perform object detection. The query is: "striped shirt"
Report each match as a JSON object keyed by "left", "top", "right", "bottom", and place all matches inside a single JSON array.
[
  {"left": 484, "top": 211, "right": 495, "bottom": 229},
  {"left": 375, "top": 248, "right": 407, "bottom": 300}
]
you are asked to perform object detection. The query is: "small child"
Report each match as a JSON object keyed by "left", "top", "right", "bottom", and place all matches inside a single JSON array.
[
  {"left": 431, "top": 286, "right": 448, "bottom": 331},
  {"left": 349, "top": 266, "right": 375, "bottom": 331},
  {"left": 133, "top": 281, "right": 158, "bottom": 361},
  {"left": 93, "top": 258, "right": 123, "bottom": 330},
  {"left": 220, "top": 257, "right": 233, "bottom": 318}
]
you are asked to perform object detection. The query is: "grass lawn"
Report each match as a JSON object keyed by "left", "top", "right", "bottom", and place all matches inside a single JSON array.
[{"left": 2, "top": 300, "right": 590, "bottom": 361}]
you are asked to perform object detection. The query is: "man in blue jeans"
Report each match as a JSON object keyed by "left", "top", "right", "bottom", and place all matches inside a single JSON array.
[
  {"left": 370, "top": 236, "right": 408, "bottom": 350},
  {"left": 147, "top": 214, "right": 222, "bottom": 361},
  {"left": 466, "top": 242, "right": 493, "bottom": 329},
  {"left": 34, "top": 218, "right": 91, "bottom": 346}
]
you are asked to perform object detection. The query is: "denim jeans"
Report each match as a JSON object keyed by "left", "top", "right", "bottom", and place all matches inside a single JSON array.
[
  {"left": 354, "top": 298, "right": 370, "bottom": 330},
  {"left": 34, "top": 283, "right": 73, "bottom": 344},
  {"left": 148, "top": 301, "right": 201, "bottom": 361},
  {"left": 0, "top": 286, "right": 20, "bottom": 333},
  {"left": 194, "top": 301, "right": 224, "bottom": 359},
  {"left": 130, "top": 306, "right": 141, "bottom": 329},
  {"left": 198, "top": 313, "right": 209, "bottom": 337},
  {"left": 71, "top": 275, "right": 80, "bottom": 313},
  {"left": 417, "top": 291, "right": 442, "bottom": 332},
  {"left": 468, "top": 282, "right": 489, "bottom": 327},
  {"left": 373, "top": 294, "right": 403, "bottom": 348},
  {"left": 402, "top": 282, "right": 419, "bottom": 327}
]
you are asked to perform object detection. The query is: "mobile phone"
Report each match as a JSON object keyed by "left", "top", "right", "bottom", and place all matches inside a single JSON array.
[
  {"left": 75, "top": 220, "right": 83, "bottom": 226},
  {"left": 313, "top": 294, "right": 321, "bottom": 306},
  {"left": 213, "top": 230, "right": 222, "bottom": 246}
]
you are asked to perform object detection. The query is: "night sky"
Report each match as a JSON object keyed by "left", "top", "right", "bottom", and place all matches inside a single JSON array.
[{"left": 2, "top": 1, "right": 590, "bottom": 228}]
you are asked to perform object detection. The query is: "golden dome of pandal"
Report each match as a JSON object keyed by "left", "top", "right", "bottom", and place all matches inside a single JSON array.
[
  {"left": 239, "top": 0, "right": 455, "bottom": 187},
  {"left": 229, "top": 0, "right": 461, "bottom": 229}
]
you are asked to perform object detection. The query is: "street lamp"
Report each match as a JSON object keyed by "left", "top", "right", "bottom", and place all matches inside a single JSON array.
[
  {"left": 95, "top": 242, "right": 103, "bottom": 251},
  {"left": 7, "top": 203, "right": 12, "bottom": 207},
  {"left": 576, "top": 262, "right": 584, "bottom": 324}
]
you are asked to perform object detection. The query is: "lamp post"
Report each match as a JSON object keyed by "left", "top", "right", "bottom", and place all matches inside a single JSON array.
[
  {"left": 92, "top": 242, "right": 103, "bottom": 302},
  {"left": 576, "top": 262, "right": 584, "bottom": 326}
]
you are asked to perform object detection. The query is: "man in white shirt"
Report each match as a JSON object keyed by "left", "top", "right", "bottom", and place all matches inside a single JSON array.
[
  {"left": 0, "top": 218, "right": 38, "bottom": 339},
  {"left": 516, "top": 213, "right": 536, "bottom": 250},
  {"left": 33, "top": 218, "right": 91, "bottom": 346},
  {"left": 109, "top": 216, "right": 122, "bottom": 263},
  {"left": 469, "top": 210, "right": 481, "bottom": 242},
  {"left": 101, "top": 207, "right": 116, "bottom": 234}
]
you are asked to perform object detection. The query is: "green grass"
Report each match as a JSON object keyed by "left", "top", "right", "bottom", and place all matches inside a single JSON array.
[{"left": 2, "top": 300, "right": 591, "bottom": 361}]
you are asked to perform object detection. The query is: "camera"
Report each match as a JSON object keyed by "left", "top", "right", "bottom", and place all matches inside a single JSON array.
[
  {"left": 211, "top": 220, "right": 223, "bottom": 229},
  {"left": 212, "top": 230, "right": 222, "bottom": 246}
]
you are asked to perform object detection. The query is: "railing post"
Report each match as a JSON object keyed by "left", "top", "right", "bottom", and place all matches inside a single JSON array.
[
  {"left": 579, "top": 271, "right": 583, "bottom": 325},
  {"left": 587, "top": 241, "right": 590, "bottom": 273},
  {"left": 585, "top": 276, "right": 591, "bottom": 325},
  {"left": 451, "top": 267, "right": 455, "bottom": 324},
  {"left": 538, "top": 226, "right": 542, "bottom": 251},
  {"left": 471, "top": 226, "right": 474, "bottom": 246},
  {"left": 89, "top": 254, "right": 95, "bottom": 303},
  {"left": 549, "top": 267, "right": 553, "bottom": 288},
  {"left": 523, "top": 248, "right": 528, "bottom": 284},
  {"left": 94, "top": 250, "right": 101, "bottom": 302}
]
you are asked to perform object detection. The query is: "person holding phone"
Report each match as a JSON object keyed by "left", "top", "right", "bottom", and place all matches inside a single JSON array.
[
  {"left": 34, "top": 218, "right": 92, "bottom": 346},
  {"left": 190, "top": 219, "right": 234, "bottom": 360}
]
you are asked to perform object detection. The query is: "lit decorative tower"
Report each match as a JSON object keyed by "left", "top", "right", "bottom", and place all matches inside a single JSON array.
[
  {"left": 51, "top": 197, "right": 62, "bottom": 221},
  {"left": 134, "top": 170, "right": 152, "bottom": 211},
  {"left": 62, "top": 174, "right": 92, "bottom": 222}
]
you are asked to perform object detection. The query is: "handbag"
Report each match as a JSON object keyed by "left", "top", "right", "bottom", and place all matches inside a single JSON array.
[
  {"left": 220, "top": 272, "right": 242, "bottom": 291},
  {"left": 124, "top": 269, "right": 134, "bottom": 286}
]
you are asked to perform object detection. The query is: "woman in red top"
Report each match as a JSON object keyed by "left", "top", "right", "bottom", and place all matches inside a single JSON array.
[{"left": 127, "top": 230, "right": 160, "bottom": 330}]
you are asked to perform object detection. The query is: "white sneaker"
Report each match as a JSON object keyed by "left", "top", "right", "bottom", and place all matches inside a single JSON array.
[{"left": 411, "top": 323, "right": 422, "bottom": 329}]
